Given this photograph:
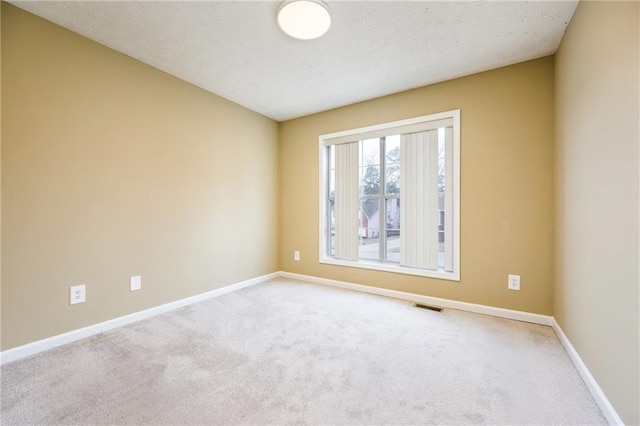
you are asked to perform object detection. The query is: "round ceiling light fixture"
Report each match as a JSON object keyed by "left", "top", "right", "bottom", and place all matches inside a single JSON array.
[{"left": 277, "top": 0, "right": 331, "bottom": 40}]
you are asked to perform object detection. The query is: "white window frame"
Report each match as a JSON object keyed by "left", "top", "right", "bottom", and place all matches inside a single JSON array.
[{"left": 318, "top": 109, "right": 461, "bottom": 281}]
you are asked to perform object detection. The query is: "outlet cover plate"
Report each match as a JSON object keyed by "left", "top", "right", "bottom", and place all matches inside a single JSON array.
[
  {"left": 70, "top": 284, "right": 86, "bottom": 305},
  {"left": 508, "top": 274, "right": 520, "bottom": 291},
  {"left": 294, "top": 251, "right": 300, "bottom": 261},
  {"left": 130, "top": 275, "right": 142, "bottom": 291}
]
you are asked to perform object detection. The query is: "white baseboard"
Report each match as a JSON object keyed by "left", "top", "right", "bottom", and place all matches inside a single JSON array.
[
  {"left": 551, "top": 319, "right": 623, "bottom": 425},
  {"left": 279, "top": 271, "right": 552, "bottom": 326},
  {"left": 0, "top": 272, "right": 279, "bottom": 365}
]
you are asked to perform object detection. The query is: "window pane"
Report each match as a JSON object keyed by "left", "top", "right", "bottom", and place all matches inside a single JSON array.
[
  {"left": 359, "top": 198, "right": 380, "bottom": 260},
  {"left": 385, "top": 198, "right": 400, "bottom": 262},
  {"left": 385, "top": 135, "right": 400, "bottom": 195},
  {"left": 329, "top": 198, "right": 335, "bottom": 256},
  {"left": 385, "top": 164, "right": 400, "bottom": 195},
  {"left": 328, "top": 145, "right": 336, "bottom": 197},
  {"left": 438, "top": 208, "right": 444, "bottom": 268},
  {"left": 360, "top": 138, "right": 380, "bottom": 196},
  {"left": 329, "top": 169, "right": 335, "bottom": 197},
  {"left": 438, "top": 127, "right": 445, "bottom": 269},
  {"left": 438, "top": 127, "right": 445, "bottom": 194},
  {"left": 360, "top": 165, "right": 381, "bottom": 195},
  {"left": 361, "top": 138, "right": 380, "bottom": 166},
  {"left": 385, "top": 135, "right": 400, "bottom": 162}
]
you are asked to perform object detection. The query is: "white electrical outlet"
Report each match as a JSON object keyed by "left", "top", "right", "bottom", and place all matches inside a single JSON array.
[
  {"left": 294, "top": 250, "right": 300, "bottom": 261},
  {"left": 508, "top": 274, "right": 521, "bottom": 291},
  {"left": 70, "top": 284, "right": 86, "bottom": 305},
  {"left": 130, "top": 275, "right": 142, "bottom": 291}
]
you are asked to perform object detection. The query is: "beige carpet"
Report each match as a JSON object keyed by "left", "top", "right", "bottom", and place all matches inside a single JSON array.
[{"left": 1, "top": 278, "right": 606, "bottom": 425}]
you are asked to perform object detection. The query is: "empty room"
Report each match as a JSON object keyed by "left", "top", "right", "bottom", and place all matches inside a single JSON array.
[{"left": 1, "top": 0, "right": 638, "bottom": 424}]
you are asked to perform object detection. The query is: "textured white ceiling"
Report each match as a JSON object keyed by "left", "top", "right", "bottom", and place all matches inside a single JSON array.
[{"left": 10, "top": 1, "right": 578, "bottom": 121}]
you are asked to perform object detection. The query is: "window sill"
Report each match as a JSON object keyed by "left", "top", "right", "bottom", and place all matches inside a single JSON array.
[{"left": 319, "top": 257, "right": 460, "bottom": 281}]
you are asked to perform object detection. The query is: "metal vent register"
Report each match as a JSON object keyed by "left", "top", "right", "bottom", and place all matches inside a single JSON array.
[{"left": 414, "top": 303, "right": 443, "bottom": 312}]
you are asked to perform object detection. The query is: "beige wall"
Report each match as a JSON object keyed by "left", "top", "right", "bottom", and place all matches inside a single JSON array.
[
  {"left": 554, "top": 1, "right": 639, "bottom": 424},
  {"left": 279, "top": 58, "right": 555, "bottom": 315},
  {"left": 1, "top": 3, "right": 279, "bottom": 350}
]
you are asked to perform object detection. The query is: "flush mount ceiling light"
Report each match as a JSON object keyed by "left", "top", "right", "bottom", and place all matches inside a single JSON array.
[{"left": 277, "top": 0, "right": 331, "bottom": 40}]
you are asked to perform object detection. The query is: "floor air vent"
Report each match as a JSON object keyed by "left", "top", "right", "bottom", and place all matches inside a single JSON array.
[{"left": 414, "top": 303, "right": 443, "bottom": 312}]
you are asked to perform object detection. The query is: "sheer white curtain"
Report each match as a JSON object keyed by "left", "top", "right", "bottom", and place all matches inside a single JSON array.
[
  {"left": 400, "top": 130, "right": 440, "bottom": 269},
  {"left": 334, "top": 142, "right": 359, "bottom": 260},
  {"left": 443, "top": 126, "right": 454, "bottom": 272}
]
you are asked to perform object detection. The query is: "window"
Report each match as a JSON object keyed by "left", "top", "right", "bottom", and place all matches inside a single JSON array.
[{"left": 319, "top": 110, "right": 460, "bottom": 281}]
